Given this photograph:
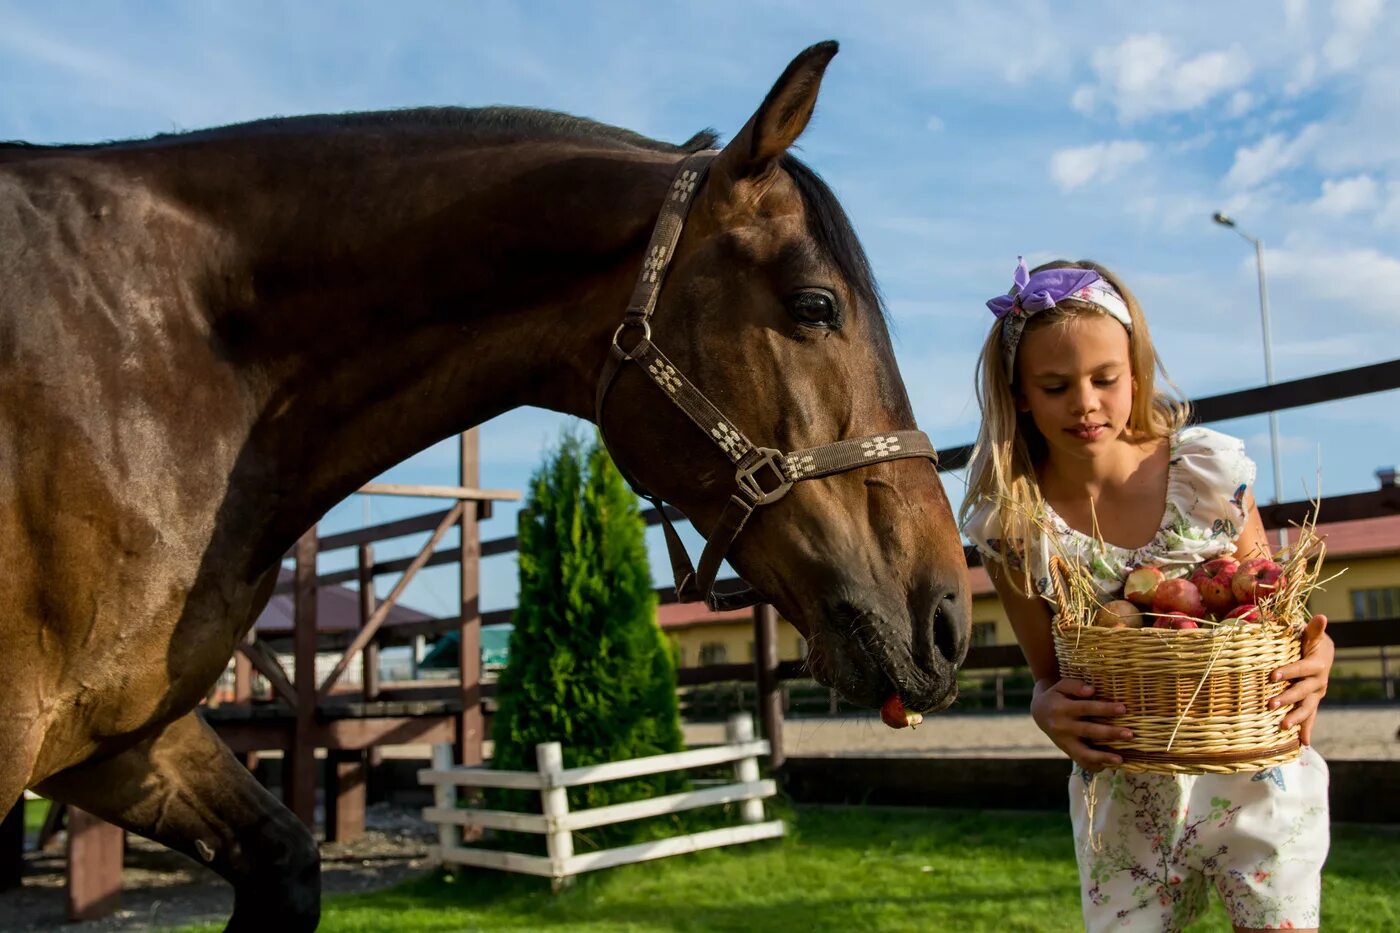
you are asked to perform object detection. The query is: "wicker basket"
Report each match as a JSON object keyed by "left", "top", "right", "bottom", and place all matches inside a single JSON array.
[{"left": 1048, "top": 556, "right": 1302, "bottom": 774}]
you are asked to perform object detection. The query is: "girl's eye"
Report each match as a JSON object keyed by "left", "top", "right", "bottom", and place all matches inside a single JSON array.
[
  {"left": 1094, "top": 378, "right": 1119, "bottom": 387},
  {"left": 1041, "top": 385, "right": 1066, "bottom": 395},
  {"left": 786, "top": 289, "right": 840, "bottom": 328}
]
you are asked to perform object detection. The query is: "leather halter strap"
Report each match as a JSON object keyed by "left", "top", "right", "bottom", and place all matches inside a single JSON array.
[{"left": 596, "top": 150, "right": 940, "bottom": 611}]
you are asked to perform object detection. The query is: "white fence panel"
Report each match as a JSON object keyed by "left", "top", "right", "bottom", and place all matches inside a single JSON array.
[{"left": 420, "top": 713, "right": 783, "bottom": 887}]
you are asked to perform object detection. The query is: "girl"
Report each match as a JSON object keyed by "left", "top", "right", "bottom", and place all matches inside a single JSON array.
[{"left": 961, "top": 258, "right": 1335, "bottom": 932}]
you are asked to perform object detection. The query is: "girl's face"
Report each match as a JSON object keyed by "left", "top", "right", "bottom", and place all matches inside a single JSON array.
[{"left": 1015, "top": 312, "right": 1136, "bottom": 463}]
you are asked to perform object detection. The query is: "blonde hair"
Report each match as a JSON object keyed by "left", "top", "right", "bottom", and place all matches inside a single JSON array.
[{"left": 959, "top": 260, "right": 1191, "bottom": 580}]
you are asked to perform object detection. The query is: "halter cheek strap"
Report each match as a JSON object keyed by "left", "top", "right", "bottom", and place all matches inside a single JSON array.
[{"left": 596, "top": 150, "right": 941, "bottom": 611}]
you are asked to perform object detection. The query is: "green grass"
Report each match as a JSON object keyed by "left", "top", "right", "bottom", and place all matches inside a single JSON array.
[
  {"left": 181, "top": 804, "right": 1400, "bottom": 932},
  {"left": 22, "top": 797, "right": 50, "bottom": 836}
]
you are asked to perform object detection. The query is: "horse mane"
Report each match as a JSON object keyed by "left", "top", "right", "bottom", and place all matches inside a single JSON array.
[
  {"left": 0, "top": 106, "right": 879, "bottom": 317},
  {"left": 0, "top": 106, "right": 719, "bottom": 154}
]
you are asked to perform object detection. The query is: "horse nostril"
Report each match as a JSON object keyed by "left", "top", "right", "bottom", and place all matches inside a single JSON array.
[{"left": 929, "top": 591, "right": 963, "bottom": 664}]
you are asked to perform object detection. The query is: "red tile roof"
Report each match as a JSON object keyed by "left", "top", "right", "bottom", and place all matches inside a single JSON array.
[{"left": 656, "top": 600, "right": 753, "bottom": 630}]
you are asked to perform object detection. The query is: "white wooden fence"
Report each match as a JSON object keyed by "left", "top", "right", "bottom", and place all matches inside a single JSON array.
[{"left": 418, "top": 713, "right": 783, "bottom": 887}]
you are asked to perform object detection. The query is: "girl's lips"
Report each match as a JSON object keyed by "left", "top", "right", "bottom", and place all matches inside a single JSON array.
[{"left": 1065, "top": 424, "right": 1107, "bottom": 440}]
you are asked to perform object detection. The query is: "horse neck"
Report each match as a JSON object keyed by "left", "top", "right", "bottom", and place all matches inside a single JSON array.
[{"left": 143, "top": 133, "right": 677, "bottom": 554}]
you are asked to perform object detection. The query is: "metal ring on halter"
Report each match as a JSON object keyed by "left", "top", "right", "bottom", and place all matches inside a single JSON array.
[
  {"left": 611, "top": 319, "right": 652, "bottom": 358},
  {"left": 735, "top": 447, "right": 794, "bottom": 506}
]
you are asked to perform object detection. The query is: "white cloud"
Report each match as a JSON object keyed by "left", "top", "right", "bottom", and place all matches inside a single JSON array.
[
  {"left": 1226, "top": 90, "right": 1255, "bottom": 118},
  {"left": 1312, "top": 174, "right": 1379, "bottom": 214},
  {"left": 1224, "top": 124, "right": 1324, "bottom": 190},
  {"left": 1266, "top": 243, "right": 1400, "bottom": 321},
  {"left": 1049, "top": 140, "right": 1149, "bottom": 191},
  {"left": 925, "top": 114, "right": 945, "bottom": 132},
  {"left": 1076, "top": 34, "right": 1252, "bottom": 122},
  {"left": 1323, "top": 0, "right": 1385, "bottom": 70},
  {"left": 1377, "top": 181, "right": 1400, "bottom": 229}
]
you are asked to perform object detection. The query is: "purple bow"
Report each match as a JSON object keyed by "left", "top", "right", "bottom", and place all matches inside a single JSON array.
[{"left": 985, "top": 257, "right": 1104, "bottom": 319}]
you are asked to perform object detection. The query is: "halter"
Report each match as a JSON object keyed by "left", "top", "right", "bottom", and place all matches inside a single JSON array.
[{"left": 595, "top": 150, "right": 940, "bottom": 611}]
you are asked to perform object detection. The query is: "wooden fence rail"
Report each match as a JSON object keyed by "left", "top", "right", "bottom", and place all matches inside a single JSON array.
[{"left": 420, "top": 713, "right": 782, "bottom": 889}]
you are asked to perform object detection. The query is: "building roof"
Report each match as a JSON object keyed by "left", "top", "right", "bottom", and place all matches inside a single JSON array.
[
  {"left": 255, "top": 568, "right": 434, "bottom": 636},
  {"left": 655, "top": 600, "right": 755, "bottom": 630}
]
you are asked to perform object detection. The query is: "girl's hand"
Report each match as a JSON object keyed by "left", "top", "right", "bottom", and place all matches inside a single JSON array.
[
  {"left": 1030, "top": 678, "right": 1132, "bottom": 772},
  {"left": 1270, "top": 614, "right": 1333, "bottom": 745}
]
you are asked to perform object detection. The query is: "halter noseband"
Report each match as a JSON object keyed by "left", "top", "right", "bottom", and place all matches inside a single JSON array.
[{"left": 595, "top": 150, "right": 940, "bottom": 611}]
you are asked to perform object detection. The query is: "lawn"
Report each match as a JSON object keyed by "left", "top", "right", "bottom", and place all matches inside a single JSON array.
[{"left": 181, "top": 805, "right": 1400, "bottom": 932}]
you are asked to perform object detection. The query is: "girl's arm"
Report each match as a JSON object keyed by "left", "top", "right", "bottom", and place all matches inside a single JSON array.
[
  {"left": 986, "top": 561, "right": 1132, "bottom": 771},
  {"left": 1235, "top": 490, "right": 1334, "bottom": 744}
]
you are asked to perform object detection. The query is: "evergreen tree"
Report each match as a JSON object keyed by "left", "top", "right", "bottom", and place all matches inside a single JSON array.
[{"left": 491, "top": 431, "right": 685, "bottom": 831}]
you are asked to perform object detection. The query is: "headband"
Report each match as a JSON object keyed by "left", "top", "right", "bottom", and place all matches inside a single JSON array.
[{"left": 985, "top": 257, "right": 1132, "bottom": 378}]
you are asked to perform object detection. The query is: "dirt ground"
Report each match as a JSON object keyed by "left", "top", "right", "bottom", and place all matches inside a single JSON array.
[{"left": 2, "top": 706, "right": 1394, "bottom": 931}]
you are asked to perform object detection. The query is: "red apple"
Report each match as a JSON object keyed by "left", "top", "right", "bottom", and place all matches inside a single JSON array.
[
  {"left": 1189, "top": 557, "right": 1240, "bottom": 616},
  {"left": 1153, "top": 611, "right": 1200, "bottom": 630},
  {"left": 1223, "top": 604, "right": 1261, "bottom": 623},
  {"left": 1152, "top": 578, "right": 1206, "bottom": 618},
  {"left": 1123, "top": 566, "right": 1165, "bottom": 608},
  {"left": 880, "top": 694, "right": 923, "bottom": 729},
  {"left": 1094, "top": 599, "right": 1144, "bottom": 629},
  {"left": 1231, "top": 558, "right": 1287, "bottom": 605}
]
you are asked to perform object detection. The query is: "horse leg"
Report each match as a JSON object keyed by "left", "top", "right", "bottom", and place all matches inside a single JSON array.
[{"left": 34, "top": 711, "right": 320, "bottom": 932}]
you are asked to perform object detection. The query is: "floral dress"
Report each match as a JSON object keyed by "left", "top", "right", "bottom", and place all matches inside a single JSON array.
[{"left": 966, "top": 427, "right": 1330, "bottom": 931}]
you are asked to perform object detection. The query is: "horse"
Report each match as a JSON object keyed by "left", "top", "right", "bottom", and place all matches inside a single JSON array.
[{"left": 0, "top": 41, "right": 969, "bottom": 928}]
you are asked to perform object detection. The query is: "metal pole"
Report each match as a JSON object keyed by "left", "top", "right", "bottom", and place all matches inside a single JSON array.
[{"left": 1252, "top": 237, "right": 1287, "bottom": 549}]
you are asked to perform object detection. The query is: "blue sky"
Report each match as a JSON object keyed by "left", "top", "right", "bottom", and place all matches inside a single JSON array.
[{"left": 4, "top": 1, "right": 1397, "bottom": 618}]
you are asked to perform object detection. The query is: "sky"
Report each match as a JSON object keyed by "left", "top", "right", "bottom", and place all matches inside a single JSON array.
[{"left": 4, "top": 0, "right": 1397, "bottom": 619}]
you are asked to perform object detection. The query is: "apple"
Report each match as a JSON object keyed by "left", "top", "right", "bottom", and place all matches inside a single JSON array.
[
  {"left": 1094, "top": 599, "right": 1144, "bottom": 629},
  {"left": 1231, "top": 558, "right": 1287, "bottom": 605},
  {"left": 880, "top": 694, "right": 923, "bottom": 729},
  {"left": 1189, "top": 557, "right": 1240, "bottom": 616},
  {"left": 1152, "top": 578, "right": 1206, "bottom": 618},
  {"left": 1223, "top": 604, "right": 1261, "bottom": 623},
  {"left": 1123, "top": 566, "right": 1165, "bottom": 608},
  {"left": 1153, "top": 611, "right": 1200, "bottom": 630}
]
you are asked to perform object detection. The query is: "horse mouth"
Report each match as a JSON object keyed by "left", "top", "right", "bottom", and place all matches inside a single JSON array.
[{"left": 804, "top": 606, "right": 960, "bottom": 712}]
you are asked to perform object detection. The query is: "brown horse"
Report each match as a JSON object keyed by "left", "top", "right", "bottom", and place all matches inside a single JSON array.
[{"left": 0, "top": 42, "right": 968, "bottom": 928}]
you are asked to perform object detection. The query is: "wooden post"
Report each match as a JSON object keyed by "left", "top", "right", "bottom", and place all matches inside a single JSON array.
[
  {"left": 457, "top": 429, "right": 484, "bottom": 768},
  {"left": 727, "top": 714, "right": 765, "bottom": 824},
  {"left": 431, "top": 743, "right": 459, "bottom": 853},
  {"left": 1382, "top": 646, "right": 1394, "bottom": 702},
  {"left": 66, "top": 808, "right": 122, "bottom": 921},
  {"left": 537, "top": 742, "right": 573, "bottom": 891},
  {"left": 359, "top": 543, "right": 380, "bottom": 702},
  {"left": 287, "top": 526, "right": 319, "bottom": 830},
  {"left": 325, "top": 752, "right": 366, "bottom": 843},
  {"left": 234, "top": 636, "right": 259, "bottom": 772},
  {"left": 1, "top": 797, "right": 22, "bottom": 890},
  {"left": 753, "top": 604, "right": 784, "bottom": 771}
]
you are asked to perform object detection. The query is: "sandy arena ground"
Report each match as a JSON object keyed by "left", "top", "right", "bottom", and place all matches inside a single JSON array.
[{"left": 681, "top": 705, "right": 1400, "bottom": 760}]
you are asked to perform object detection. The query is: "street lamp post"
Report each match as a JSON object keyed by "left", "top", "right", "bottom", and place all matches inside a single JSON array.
[{"left": 1213, "top": 212, "right": 1286, "bottom": 548}]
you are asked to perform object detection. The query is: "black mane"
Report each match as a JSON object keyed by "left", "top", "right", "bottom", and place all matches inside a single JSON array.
[{"left": 0, "top": 105, "right": 720, "bottom": 154}]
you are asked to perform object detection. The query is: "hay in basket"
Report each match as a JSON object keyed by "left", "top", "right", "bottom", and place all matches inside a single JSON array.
[{"left": 1047, "top": 511, "right": 1331, "bottom": 775}]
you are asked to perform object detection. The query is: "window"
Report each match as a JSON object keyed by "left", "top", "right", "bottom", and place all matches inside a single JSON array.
[
  {"left": 698, "top": 643, "right": 728, "bottom": 665},
  {"left": 1351, "top": 587, "right": 1400, "bottom": 620},
  {"left": 971, "top": 621, "right": 998, "bottom": 647}
]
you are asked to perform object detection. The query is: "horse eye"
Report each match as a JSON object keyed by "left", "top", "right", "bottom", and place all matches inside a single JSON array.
[{"left": 787, "top": 290, "right": 839, "bottom": 328}]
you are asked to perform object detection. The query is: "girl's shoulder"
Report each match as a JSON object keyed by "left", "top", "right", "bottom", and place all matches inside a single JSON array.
[{"left": 1165, "top": 424, "right": 1257, "bottom": 540}]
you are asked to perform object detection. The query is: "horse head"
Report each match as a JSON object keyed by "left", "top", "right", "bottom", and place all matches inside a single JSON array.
[{"left": 597, "top": 42, "right": 971, "bottom": 713}]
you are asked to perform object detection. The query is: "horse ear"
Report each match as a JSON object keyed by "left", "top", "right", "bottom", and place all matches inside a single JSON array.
[{"left": 709, "top": 41, "right": 838, "bottom": 184}]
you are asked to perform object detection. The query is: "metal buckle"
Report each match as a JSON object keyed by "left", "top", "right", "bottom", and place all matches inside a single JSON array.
[
  {"left": 735, "top": 447, "right": 793, "bottom": 506},
  {"left": 611, "top": 318, "right": 652, "bottom": 358}
]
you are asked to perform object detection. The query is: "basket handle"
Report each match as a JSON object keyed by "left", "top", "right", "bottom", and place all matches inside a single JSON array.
[{"left": 1047, "top": 554, "right": 1074, "bottom": 619}]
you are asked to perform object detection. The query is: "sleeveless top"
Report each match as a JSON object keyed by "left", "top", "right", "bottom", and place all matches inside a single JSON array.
[{"left": 964, "top": 426, "right": 1258, "bottom": 601}]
